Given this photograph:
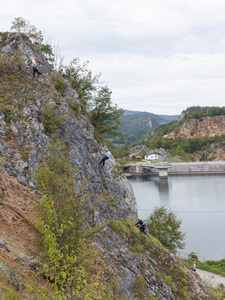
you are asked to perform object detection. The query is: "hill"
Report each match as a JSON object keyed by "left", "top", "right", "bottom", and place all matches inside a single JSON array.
[
  {"left": 144, "top": 106, "right": 225, "bottom": 161},
  {"left": 0, "top": 30, "right": 219, "bottom": 299},
  {"left": 108, "top": 110, "right": 178, "bottom": 146}
]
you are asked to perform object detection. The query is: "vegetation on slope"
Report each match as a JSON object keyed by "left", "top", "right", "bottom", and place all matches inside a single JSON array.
[{"left": 107, "top": 110, "right": 178, "bottom": 146}]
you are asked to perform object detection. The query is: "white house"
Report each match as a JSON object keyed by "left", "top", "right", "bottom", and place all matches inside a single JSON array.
[{"left": 145, "top": 153, "right": 159, "bottom": 160}]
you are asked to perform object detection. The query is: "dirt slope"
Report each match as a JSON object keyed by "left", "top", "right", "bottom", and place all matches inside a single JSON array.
[{"left": 0, "top": 170, "right": 37, "bottom": 256}]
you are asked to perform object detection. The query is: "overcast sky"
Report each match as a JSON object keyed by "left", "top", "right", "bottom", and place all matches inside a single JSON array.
[{"left": 2, "top": 0, "right": 225, "bottom": 115}]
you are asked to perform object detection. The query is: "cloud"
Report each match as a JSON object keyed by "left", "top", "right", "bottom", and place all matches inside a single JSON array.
[{"left": 1, "top": 0, "right": 225, "bottom": 114}]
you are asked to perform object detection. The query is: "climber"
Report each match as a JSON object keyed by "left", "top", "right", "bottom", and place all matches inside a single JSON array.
[
  {"left": 60, "top": 67, "right": 67, "bottom": 78},
  {"left": 193, "top": 260, "right": 197, "bottom": 272},
  {"left": 32, "top": 56, "right": 41, "bottom": 77},
  {"left": 99, "top": 149, "right": 111, "bottom": 166},
  {"left": 135, "top": 218, "right": 147, "bottom": 236}
]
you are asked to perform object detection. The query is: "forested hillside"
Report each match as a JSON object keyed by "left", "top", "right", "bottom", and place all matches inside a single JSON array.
[{"left": 108, "top": 110, "right": 178, "bottom": 146}]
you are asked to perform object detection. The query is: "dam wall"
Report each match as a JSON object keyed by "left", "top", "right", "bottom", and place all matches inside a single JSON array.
[
  {"left": 169, "top": 161, "right": 225, "bottom": 174},
  {"left": 125, "top": 161, "right": 225, "bottom": 176}
]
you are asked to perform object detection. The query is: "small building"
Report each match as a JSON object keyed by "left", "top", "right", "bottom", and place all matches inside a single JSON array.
[{"left": 145, "top": 153, "right": 159, "bottom": 160}]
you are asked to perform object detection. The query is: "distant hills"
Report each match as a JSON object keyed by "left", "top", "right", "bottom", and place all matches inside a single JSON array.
[{"left": 109, "top": 110, "right": 178, "bottom": 146}]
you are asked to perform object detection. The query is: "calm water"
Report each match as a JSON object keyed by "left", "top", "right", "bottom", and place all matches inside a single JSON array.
[{"left": 128, "top": 174, "right": 225, "bottom": 261}]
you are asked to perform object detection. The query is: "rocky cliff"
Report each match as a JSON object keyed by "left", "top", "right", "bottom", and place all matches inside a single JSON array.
[
  {"left": 0, "top": 32, "right": 219, "bottom": 299},
  {"left": 166, "top": 116, "right": 225, "bottom": 161},
  {"left": 167, "top": 116, "right": 225, "bottom": 139}
]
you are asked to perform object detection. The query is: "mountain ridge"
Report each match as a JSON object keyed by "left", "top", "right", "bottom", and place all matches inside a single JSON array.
[{"left": 109, "top": 110, "right": 178, "bottom": 146}]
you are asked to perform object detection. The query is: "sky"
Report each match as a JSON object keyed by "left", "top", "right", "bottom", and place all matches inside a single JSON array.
[{"left": 1, "top": 0, "right": 225, "bottom": 115}]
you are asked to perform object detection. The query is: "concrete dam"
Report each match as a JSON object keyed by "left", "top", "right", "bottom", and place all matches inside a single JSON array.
[{"left": 124, "top": 161, "right": 225, "bottom": 178}]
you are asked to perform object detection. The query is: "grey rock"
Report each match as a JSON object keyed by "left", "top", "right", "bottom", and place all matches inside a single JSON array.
[
  {"left": 0, "top": 239, "right": 10, "bottom": 252},
  {"left": 17, "top": 175, "right": 28, "bottom": 186}
]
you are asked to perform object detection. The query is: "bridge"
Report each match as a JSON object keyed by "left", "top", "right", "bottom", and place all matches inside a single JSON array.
[{"left": 123, "top": 156, "right": 171, "bottom": 178}]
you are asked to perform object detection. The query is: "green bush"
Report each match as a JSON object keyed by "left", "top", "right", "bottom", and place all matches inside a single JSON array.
[
  {"left": 181, "top": 290, "right": 190, "bottom": 300},
  {"left": 0, "top": 105, "right": 19, "bottom": 121},
  {"left": 146, "top": 206, "right": 186, "bottom": 252},
  {"left": 0, "top": 52, "right": 22, "bottom": 75},
  {"left": 51, "top": 74, "right": 66, "bottom": 96},
  {"left": 41, "top": 102, "right": 65, "bottom": 134}
]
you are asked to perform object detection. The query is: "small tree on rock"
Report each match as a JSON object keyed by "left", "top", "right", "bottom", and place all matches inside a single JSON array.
[
  {"left": 11, "top": 17, "right": 43, "bottom": 45},
  {"left": 146, "top": 206, "right": 186, "bottom": 252}
]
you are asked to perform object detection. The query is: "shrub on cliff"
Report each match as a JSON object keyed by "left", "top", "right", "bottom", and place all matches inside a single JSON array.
[{"left": 146, "top": 206, "right": 186, "bottom": 253}]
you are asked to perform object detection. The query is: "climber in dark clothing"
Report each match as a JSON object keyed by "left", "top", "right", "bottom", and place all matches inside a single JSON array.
[
  {"left": 135, "top": 218, "right": 147, "bottom": 236},
  {"left": 32, "top": 57, "right": 41, "bottom": 77}
]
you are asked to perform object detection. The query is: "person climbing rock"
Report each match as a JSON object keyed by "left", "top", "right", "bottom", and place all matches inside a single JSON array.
[
  {"left": 99, "top": 149, "right": 111, "bottom": 166},
  {"left": 60, "top": 67, "right": 67, "bottom": 78},
  {"left": 32, "top": 56, "right": 41, "bottom": 77},
  {"left": 193, "top": 260, "right": 197, "bottom": 272},
  {"left": 135, "top": 218, "right": 147, "bottom": 236}
]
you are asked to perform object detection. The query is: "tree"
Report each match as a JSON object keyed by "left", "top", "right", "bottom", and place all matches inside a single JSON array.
[
  {"left": 36, "top": 140, "right": 109, "bottom": 299},
  {"left": 89, "top": 86, "right": 124, "bottom": 137},
  {"left": 66, "top": 58, "right": 124, "bottom": 139},
  {"left": 146, "top": 206, "right": 186, "bottom": 252},
  {"left": 66, "top": 58, "right": 100, "bottom": 111},
  {"left": 11, "top": 17, "right": 43, "bottom": 45}
]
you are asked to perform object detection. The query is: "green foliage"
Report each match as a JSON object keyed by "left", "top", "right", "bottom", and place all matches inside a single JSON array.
[
  {"left": 89, "top": 86, "right": 124, "bottom": 137},
  {"left": 68, "top": 98, "right": 80, "bottom": 115},
  {"left": 10, "top": 18, "right": 54, "bottom": 64},
  {"left": 35, "top": 140, "right": 108, "bottom": 299},
  {"left": 146, "top": 206, "right": 186, "bottom": 252},
  {"left": 11, "top": 17, "right": 43, "bottom": 45},
  {"left": 111, "top": 145, "right": 130, "bottom": 159},
  {"left": 41, "top": 102, "right": 65, "bottom": 133},
  {"left": 0, "top": 105, "right": 19, "bottom": 121},
  {"left": 66, "top": 58, "right": 100, "bottom": 111},
  {"left": 109, "top": 110, "right": 176, "bottom": 146},
  {"left": 184, "top": 257, "right": 225, "bottom": 277},
  {"left": 0, "top": 52, "right": 23, "bottom": 75},
  {"left": 51, "top": 74, "right": 66, "bottom": 96},
  {"left": 40, "top": 43, "right": 54, "bottom": 62},
  {"left": 132, "top": 276, "right": 146, "bottom": 298},
  {"left": 110, "top": 219, "right": 162, "bottom": 253},
  {"left": 182, "top": 105, "right": 225, "bottom": 119},
  {"left": 146, "top": 130, "right": 225, "bottom": 158},
  {"left": 181, "top": 290, "right": 190, "bottom": 300},
  {"left": 181, "top": 279, "right": 188, "bottom": 286},
  {"left": 66, "top": 58, "right": 124, "bottom": 139},
  {"left": 187, "top": 252, "right": 199, "bottom": 261}
]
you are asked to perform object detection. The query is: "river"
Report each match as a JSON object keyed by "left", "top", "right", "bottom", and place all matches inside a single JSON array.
[{"left": 128, "top": 174, "right": 225, "bottom": 261}]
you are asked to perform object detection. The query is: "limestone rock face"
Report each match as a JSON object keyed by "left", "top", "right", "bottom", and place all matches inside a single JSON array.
[
  {"left": 2, "top": 33, "right": 53, "bottom": 76},
  {"left": 0, "top": 32, "right": 137, "bottom": 222}
]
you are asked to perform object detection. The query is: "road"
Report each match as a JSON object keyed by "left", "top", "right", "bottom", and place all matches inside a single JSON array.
[{"left": 197, "top": 269, "right": 225, "bottom": 289}]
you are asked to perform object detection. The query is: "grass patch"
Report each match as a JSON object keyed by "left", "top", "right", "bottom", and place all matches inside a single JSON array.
[
  {"left": 181, "top": 289, "right": 190, "bottom": 300},
  {"left": 132, "top": 276, "right": 147, "bottom": 298},
  {"left": 110, "top": 218, "right": 164, "bottom": 254},
  {"left": 41, "top": 102, "right": 65, "bottom": 134},
  {"left": 51, "top": 74, "right": 66, "bottom": 96}
]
